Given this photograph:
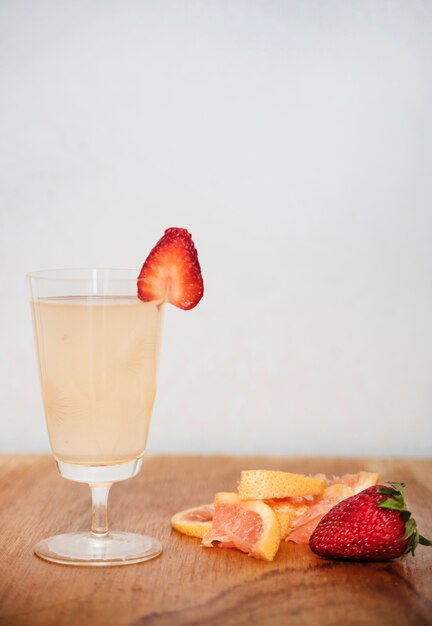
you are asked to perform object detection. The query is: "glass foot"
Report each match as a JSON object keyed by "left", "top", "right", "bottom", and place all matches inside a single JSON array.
[{"left": 34, "top": 531, "right": 162, "bottom": 566}]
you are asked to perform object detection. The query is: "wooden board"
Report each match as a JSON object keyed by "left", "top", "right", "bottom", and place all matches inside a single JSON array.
[{"left": 0, "top": 455, "right": 431, "bottom": 626}]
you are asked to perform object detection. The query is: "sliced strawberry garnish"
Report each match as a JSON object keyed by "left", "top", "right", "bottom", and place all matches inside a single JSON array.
[{"left": 137, "top": 228, "right": 204, "bottom": 310}]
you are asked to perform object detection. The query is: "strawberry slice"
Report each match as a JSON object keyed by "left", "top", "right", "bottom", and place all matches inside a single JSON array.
[{"left": 137, "top": 228, "right": 204, "bottom": 310}]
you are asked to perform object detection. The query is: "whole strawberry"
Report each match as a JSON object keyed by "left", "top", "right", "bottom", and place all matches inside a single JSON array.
[{"left": 310, "top": 482, "right": 431, "bottom": 561}]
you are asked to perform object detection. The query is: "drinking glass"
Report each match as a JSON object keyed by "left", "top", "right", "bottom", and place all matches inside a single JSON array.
[{"left": 28, "top": 268, "right": 164, "bottom": 566}]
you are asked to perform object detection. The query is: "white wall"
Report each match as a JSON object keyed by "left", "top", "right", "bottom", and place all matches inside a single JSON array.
[{"left": 1, "top": 1, "right": 431, "bottom": 456}]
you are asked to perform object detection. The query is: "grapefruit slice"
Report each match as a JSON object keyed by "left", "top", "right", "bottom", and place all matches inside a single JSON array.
[
  {"left": 171, "top": 504, "right": 214, "bottom": 539},
  {"left": 201, "top": 492, "right": 281, "bottom": 561},
  {"left": 238, "top": 470, "right": 326, "bottom": 500},
  {"left": 286, "top": 472, "right": 380, "bottom": 544}
]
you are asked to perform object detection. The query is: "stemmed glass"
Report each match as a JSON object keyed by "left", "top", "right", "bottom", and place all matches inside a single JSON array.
[{"left": 28, "top": 268, "right": 164, "bottom": 566}]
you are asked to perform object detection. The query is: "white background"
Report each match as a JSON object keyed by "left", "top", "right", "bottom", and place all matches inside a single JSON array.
[{"left": 1, "top": 1, "right": 431, "bottom": 456}]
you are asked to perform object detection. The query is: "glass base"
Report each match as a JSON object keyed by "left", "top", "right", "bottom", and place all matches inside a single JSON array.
[
  {"left": 34, "top": 531, "right": 162, "bottom": 566},
  {"left": 55, "top": 457, "right": 143, "bottom": 483}
]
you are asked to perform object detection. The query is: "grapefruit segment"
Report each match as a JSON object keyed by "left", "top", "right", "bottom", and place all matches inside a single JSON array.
[
  {"left": 238, "top": 470, "right": 326, "bottom": 500},
  {"left": 265, "top": 498, "right": 310, "bottom": 539},
  {"left": 171, "top": 504, "right": 214, "bottom": 539},
  {"left": 202, "top": 492, "right": 281, "bottom": 561}
]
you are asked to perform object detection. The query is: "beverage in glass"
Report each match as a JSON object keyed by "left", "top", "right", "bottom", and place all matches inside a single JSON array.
[{"left": 28, "top": 269, "right": 164, "bottom": 565}]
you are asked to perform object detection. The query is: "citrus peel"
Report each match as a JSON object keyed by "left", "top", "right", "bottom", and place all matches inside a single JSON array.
[
  {"left": 171, "top": 504, "right": 214, "bottom": 539},
  {"left": 239, "top": 469, "right": 326, "bottom": 500}
]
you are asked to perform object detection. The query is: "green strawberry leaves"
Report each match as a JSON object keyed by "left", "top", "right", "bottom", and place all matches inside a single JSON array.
[
  {"left": 403, "top": 518, "right": 416, "bottom": 540},
  {"left": 377, "top": 482, "right": 408, "bottom": 512},
  {"left": 376, "top": 482, "right": 432, "bottom": 555},
  {"left": 419, "top": 535, "right": 432, "bottom": 546}
]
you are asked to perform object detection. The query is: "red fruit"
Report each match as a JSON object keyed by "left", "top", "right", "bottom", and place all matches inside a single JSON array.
[
  {"left": 310, "top": 482, "right": 432, "bottom": 561},
  {"left": 137, "top": 228, "right": 204, "bottom": 310}
]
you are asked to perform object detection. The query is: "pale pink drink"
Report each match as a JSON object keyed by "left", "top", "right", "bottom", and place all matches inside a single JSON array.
[{"left": 32, "top": 296, "right": 162, "bottom": 466}]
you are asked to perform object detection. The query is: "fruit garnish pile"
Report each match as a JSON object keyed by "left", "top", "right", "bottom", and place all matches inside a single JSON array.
[
  {"left": 137, "top": 227, "right": 203, "bottom": 309},
  {"left": 140, "top": 232, "right": 431, "bottom": 563},
  {"left": 171, "top": 469, "right": 431, "bottom": 562}
]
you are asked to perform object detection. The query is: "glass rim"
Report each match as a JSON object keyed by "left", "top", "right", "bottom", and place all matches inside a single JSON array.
[{"left": 27, "top": 268, "right": 139, "bottom": 281}]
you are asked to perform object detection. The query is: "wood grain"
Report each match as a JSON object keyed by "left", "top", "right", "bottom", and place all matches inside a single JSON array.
[{"left": 0, "top": 455, "right": 431, "bottom": 626}]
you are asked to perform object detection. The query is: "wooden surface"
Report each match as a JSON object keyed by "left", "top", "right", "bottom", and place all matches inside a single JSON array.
[{"left": 0, "top": 455, "right": 431, "bottom": 626}]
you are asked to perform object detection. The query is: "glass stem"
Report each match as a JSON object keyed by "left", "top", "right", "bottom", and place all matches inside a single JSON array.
[{"left": 89, "top": 482, "right": 112, "bottom": 537}]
